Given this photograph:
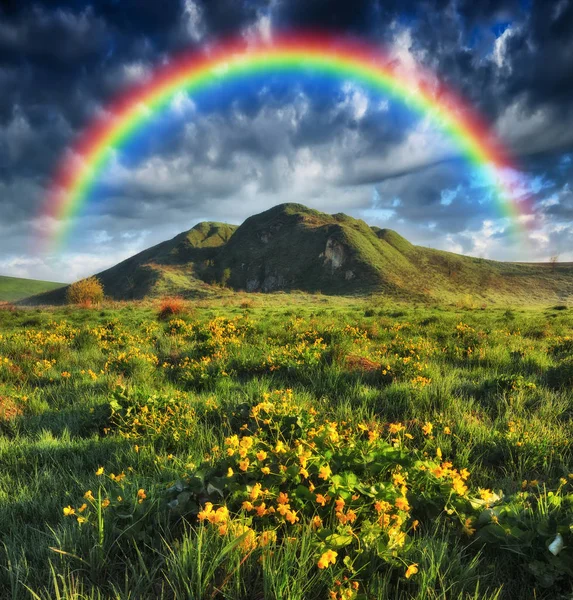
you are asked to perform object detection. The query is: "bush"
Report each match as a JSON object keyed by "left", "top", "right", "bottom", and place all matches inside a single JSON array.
[
  {"left": 157, "top": 297, "right": 186, "bottom": 320},
  {"left": 66, "top": 276, "right": 104, "bottom": 306},
  {"left": 220, "top": 268, "right": 232, "bottom": 288}
]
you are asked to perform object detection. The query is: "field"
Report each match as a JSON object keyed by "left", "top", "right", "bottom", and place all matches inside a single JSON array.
[
  {"left": 0, "top": 295, "right": 572, "bottom": 599},
  {"left": 0, "top": 276, "right": 65, "bottom": 303}
]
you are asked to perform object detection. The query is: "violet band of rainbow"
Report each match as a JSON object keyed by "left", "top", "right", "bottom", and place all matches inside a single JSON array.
[{"left": 41, "top": 33, "right": 527, "bottom": 252}]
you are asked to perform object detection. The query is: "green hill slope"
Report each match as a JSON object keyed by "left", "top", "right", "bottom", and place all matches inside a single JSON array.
[
  {"left": 28, "top": 222, "right": 238, "bottom": 305},
  {"left": 26, "top": 203, "right": 573, "bottom": 305},
  {"left": 205, "top": 204, "right": 417, "bottom": 294},
  {"left": 0, "top": 275, "right": 65, "bottom": 302}
]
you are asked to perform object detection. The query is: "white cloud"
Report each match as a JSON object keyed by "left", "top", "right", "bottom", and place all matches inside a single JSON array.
[
  {"left": 347, "top": 116, "right": 455, "bottom": 183},
  {"left": 183, "top": 0, "right": 205, "bottom": 42},
  {"left": 243, "top": 13, "right": 273, "bottom": 44},
  {"left": 492, "top": 26, "right": 515, "bottom": 70},
  {"left": 121, "top": 61, "right": 151, "bottom": 85},
  {"left": 2, "top": 106, "right": 34, "bottom": 161},
  {"left": 93, "top": 231, "right": 112, "bottom": 244},
  {"left": 440, "top": 186, "right": 461, "bottom": 206},
  {"left": 170, "top": 91, "right": 196, "bottom": 115},
  {"left": 340, "top": 82, "right": 369, "bottom": 121},
  {"left": 495, "top": 99, "right": 573, "bottom": 155}
]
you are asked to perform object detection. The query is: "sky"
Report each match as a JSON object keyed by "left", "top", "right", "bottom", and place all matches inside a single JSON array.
[{"left": 1, "top": 0, "right": 572, "bottom": 283}]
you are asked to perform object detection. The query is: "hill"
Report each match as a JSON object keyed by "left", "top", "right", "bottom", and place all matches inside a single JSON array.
[
  {"left": 0, "top": 275, "right": 65, "bottom": 302},
  {"left": 27, "top": 203, "right": 573, "bottom": 305}
]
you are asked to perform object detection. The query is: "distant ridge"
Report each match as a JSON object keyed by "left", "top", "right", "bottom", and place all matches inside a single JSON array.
[
  {"left": 0, "top": 275, "right": 65, "bottom": 302},
  {"left": 27, "top": 203, "right": 573, "bottom": 305}
]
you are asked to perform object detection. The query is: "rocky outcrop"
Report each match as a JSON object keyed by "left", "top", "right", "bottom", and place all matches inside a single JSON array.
[{"left": 321, "top": 237, "right": 346, "bottom": 271}]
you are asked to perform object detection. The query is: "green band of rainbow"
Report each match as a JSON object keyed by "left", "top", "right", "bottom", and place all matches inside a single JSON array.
[{"left": 41, "top": 33, "right": 527, "bottom": 251}]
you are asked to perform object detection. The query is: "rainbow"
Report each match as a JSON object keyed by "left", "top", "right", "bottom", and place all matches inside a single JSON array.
[{"left": 41, "top": 33, "right": 528, "bottom": 251}]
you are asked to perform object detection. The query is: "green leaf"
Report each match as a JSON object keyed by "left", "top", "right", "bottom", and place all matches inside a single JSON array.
[
  {"left": 325, "top": 533, "right": 353, "bottom": 549},
  {"left": 109, "top": 399, "right": 122, "bottom": 413},
  {"left": 294, "top": 485, "right": 314, "bottom": 502},
  {"left": 206, "top": 481, "right": 224, "bottom": 497}
]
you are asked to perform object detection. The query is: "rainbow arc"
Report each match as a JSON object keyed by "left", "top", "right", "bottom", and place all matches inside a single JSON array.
[{"left": 41, "top": 33, "right": 528, "bottom": 251}]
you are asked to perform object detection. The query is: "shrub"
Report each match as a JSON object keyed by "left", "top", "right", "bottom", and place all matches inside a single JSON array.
[
  {"left": 0, "top": 395, "right": 23, "bottom": 422},
  {"left": 157, "top": 296, "right": 186, "bottom": 320},
  {"left": 220, "top": 268, "right": 232, "bottom": 288},
  {"left": 108, "top": 386, "right": 196, "bottom": 446},
  {"left": 66, "top": 276, "right": 104, "bottom": 306},
  {"left": 455, "top": 294, "right": 479, "bottom": 310}
]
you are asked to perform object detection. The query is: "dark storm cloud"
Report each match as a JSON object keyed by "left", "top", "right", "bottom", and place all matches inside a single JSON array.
[{"left": 0, "top": 0, "right": 572, "bottom": 280}]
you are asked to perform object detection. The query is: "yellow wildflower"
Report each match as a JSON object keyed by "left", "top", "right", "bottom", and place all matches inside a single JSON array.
[
  {"left": 463, "top": 517, "right": 476, "bottom": 536},
  {"left": 95, "top": 466, "right": 104, "bottom": 476},
  {"left": 63, "top": 505, "right": 75, "bottom": 516},
  {"left": 389, "top": 422, "right": 405, "bottom": 434},
  {"left": 405, "top": 563, "right": 418, "bottom": 579},
  {"left": 479, "top": 488, "right": 495, "bottom": 505},
  {"left": 452, "top": 478, "right": 468, "bottom": 496},
  {"left": 197, "top": 502, "right": 214, "bottom": 521},
  {"left": 317, "top": 549, "right": 338, "bottom": 569},
  {"left": 421, "top": 422, "right": 433, "bottom": 436},
  {"left": 285, "top": 509, "right": 299, "bottom": 524},
  {"left": 250, "top": 482, "right": 262, "bottom": 501},
  {"left": 374, "top": 500, "right": 392, "bottom": 513},
  {"left": 259, "top": 530, "right": 277, "bottom": 547}
]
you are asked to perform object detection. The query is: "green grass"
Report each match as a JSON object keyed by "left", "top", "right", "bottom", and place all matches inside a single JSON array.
[
  {"left": 0, "top": 296, "right": 571, "bottom": 599},
  {"left": 0, "top": 275, "right": 65, "bottom": 302}
]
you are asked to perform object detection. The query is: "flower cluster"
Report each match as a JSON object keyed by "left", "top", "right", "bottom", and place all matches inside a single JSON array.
[{"left": 165, "top": 391, "right": 487, "bottom": 583}]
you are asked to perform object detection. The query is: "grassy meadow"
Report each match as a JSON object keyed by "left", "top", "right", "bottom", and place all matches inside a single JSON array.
[{"left": 0, "top": 294, "right": 572, "bottom": 599}]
